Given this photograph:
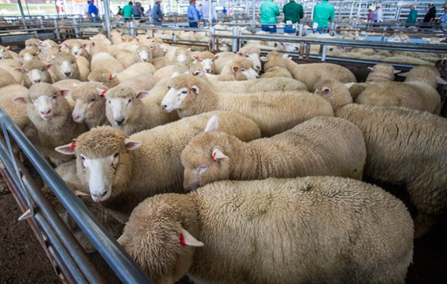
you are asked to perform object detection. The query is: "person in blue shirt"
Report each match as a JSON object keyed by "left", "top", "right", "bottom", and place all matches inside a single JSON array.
[
  {"left": 88, "top": 0, "right": 99, "bottom": 21},
  {"left": 222, "top": 7, "right": 227, "bottom": 14},
  {"left": 188, "top": 0, "right": 201, "bottom": 28}
]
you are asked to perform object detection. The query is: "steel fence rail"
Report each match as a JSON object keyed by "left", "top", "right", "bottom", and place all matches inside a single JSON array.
[{"left": 0, "top": 108, "right": 153, "bottom": 284}]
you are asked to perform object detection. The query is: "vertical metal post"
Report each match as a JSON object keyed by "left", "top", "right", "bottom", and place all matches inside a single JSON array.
[
  {"left": 16, "top": 0, "right": 27, "bottom": 28},
  {"left": 349, "top": 2, "right": 354, "bottom": 19},
  {"left": 208, "top": 0, "right": 212, "bottom": 27},
  {"left": 73, "top": 18, "right": 80, "bottom": 38},
  {"left": 251, "top": 0, "right": 256, "bottom": 33},
  {"left": 39, "top": 17, "right": 44, "bottom": 29},
  {"left": 103, "top": 0, "right": 112, "bottom": 39},
  {"left": 357, "top": 0, "right": 362, "bottom": 20},
  {"left": 231, "top": 26, "right": 238, "bottom": 52},
  {"left": 54, "top": 19, "right": 61, "bottom": 43},
  {"left": 298, "top": 23, "right": 303, "bottom": 36},
  {"left": 321, "top": 44, "right": 327, "bottom": 61},
  {"left": 129, "top": 21, "right": 135, "bottom": 37},
  {"left": 24, "top": 0, "right": 31, "bottom": 16}
]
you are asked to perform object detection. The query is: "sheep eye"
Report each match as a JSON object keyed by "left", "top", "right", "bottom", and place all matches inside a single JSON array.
[
  {"left": 114, "top": 153, "right": 119, "bottom": 158},
  {"left": 80, "top": 155, "right": 85, "bottom": 160},
  {"left": 90, "top": 98, "right": 96, "bottom": 102},
  {"left": 108, "top": 100, "right": 111, "bottom": 104},
  {"left": 241, "top": 68, "right": 246, "bottom": 72},
  {"left": 245, "top": 55, "right": 249, "bottom": 58},
  {"left": 167, "top": 86, "right": 172, "bottom": 90},
  {"left": 128, "top": 99, "right": 132, "bottom": 104},
  {"left": 182, "top": 90, "right": 187, "bottom": 94}
]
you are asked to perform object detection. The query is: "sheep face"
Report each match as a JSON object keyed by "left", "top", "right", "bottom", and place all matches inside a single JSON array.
[
  {"left": 0, "top": 46, "right": 8, "bottom": 59},
  {"left": 71, "top": 44, "right": 85, "bottom": 57},
  {"left": 138, "top": 49, "right": 150, "bottom": 62},
  {"left": 161, "top": 86, "right": 189, "bottom": 113},
  {"left": 237, "top": 52, "right": 261, "bottom": 73},
  {"left": 20, "top": 50, "right": 38, "bottom": 62},
  {"left": 72, "top": 87, "right": 106, "bottom": 123},
  {"left": 200, "top": 58, "right": 214, "bottom": 74},
  {"left": 15, "top": 85, "right": 66, "bottom": 121},
  {"left": 105, "top": 88, "right": 149, "bottom": 128},
  {"left": 56, "top": 57, "right": 77, "bottom": 78},
  {"left": 25, "top": 66, "right": 47, "bottom": 84}
]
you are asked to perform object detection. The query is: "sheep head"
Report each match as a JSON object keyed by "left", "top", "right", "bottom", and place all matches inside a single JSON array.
[
  {"left": 71, "top": 82, "right": 107, "bottom": 124},
  {"left": 55, "top": 126, "right": 141, "bottom": 203}
]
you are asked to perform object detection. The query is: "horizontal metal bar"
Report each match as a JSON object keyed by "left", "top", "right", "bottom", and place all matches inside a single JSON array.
[{"left": 0, "top": 108, "right": 153, "bottom": 284}]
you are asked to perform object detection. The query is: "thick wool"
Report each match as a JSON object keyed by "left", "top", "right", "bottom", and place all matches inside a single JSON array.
[
  {"left": 366, "top": 63, "right": 397, "bottom": 82},
  {"left": 260, "top": 51, "right": 293, "bottom": 79},
  {"left": 213, "top": 57, "right": 256, "bottom": 81},
  {"left": 26, "top": 83, "right": 87, "bottom": 164},
  {"left": 314, "top": 79, "right": 354, "bottom": 110},
  {"left": 119, "top": 176, "right": 414, "bottom": 284},
  {"left": 285, "top": 59, "right": 357, "bottom": 91},
  {"left": 0, "top": 68, "right": 16, "bottom": 88},
  {"left": 211, "top": 76, "right": 308, "bottom": 92},
  {"left": 116, "top": 62, "right": 157, "bottom": 82},
  {"left": 71, "top": 82, "right": 109, "bottom": 129},
  {"left": 0, "top": 59, "right": 23, "bottom": 84},
  {"left": 166, "top": 74, "right": 334, "bottom": 137},
  {"left": 214, "top": 51, "right": 237, "bottom": 74},
  {"left": 118, "top": 74, "right": 159, "bottom": 93},
  {"left": 182, "top": 117, "right": 366, "bottom": 190},
  {"left": 74, "top": 111, "right": 262, "bottom": 217},
  {"left": 91, "top": 52, "right": 125, "bottom": 73},
  {"left": 87, "top": 68, "right": 120, "bottom": 88}
]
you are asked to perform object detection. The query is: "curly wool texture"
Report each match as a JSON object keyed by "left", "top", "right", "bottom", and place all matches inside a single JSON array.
[
  {"left": 119, "top": 176, "right": 413, "bottom": 284},
  {"left": 285, "top": 59, "right": 357, "bottom": 91},
  {"left": 314, "top": 79, "right": 353, "bottom": 110},
  {"left": 337, "top": 104, "right": 447, "bottom": 216},
  {"left": 0, "top": 68, "right": 16, "bottom": 88},
  {"left": 211, "top": 76, "right": 308, "bottom": 92},
  {"left": 182, "top": 117, "right": 366, "bottom": 190},
  {"left": 365, "top": 63, "right": 397, "bottom": 82},
  {"left": 167, "top": 74, "right": 334, "bottom": 137},
  {"left": 87, "top": 68, "right": 120, "bottom": 88},
  {"left": 260, "top": 51, "right": 292, "bottom": 79},
  {"left": 74, "top": 111, "right": 262, "bottom": 217},
  {"left": 116, "top": 62, "right": 157, "bottom": 82}
]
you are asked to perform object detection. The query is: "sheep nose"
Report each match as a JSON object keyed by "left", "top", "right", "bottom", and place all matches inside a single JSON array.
[
  {"left": 64, "top": 72, "right": 71, "bottom": 77},
  {"left": 161, "top": 104, "right": 167, "bottom": 110},
  {"left": 73, "top": 115, "right": 80, "bottom": 121},
  {"left": 115, "top": 118, "right": 125, "bottom": 125},
  {"left": 34, "top": 79, "right": 41, "bottom": 83},
  {"left": 143, "top": 58, "right": 147, "bottom": 62},
  {"left": 92, "top": 191, "right": 108, "bottom": 202},
  {"left": 255, "top": 66, "right": 261, "bottom": 71},
  {"left": 205, "top": 69, "right": 211, "bottom": 73},
  {"left": 40, "top": 109, "right": 51, "bottom": 115},
  {"left": 256, "top": 75, "right": 259, "bottom": 79}
]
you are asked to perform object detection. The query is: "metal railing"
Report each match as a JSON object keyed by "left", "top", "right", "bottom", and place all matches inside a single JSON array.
[{"left": 0, "top": 108, "right": 153, "bottom": 284}]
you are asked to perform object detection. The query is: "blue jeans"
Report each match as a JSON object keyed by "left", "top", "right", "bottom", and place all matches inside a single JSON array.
[
  {"left": 283, "top": 26, "right": 296, "bottom": 33},
  {"left": 261, "top": 25, "right": 277, "bottom": 33},
  {"left": 189, "top": 19, "right": 198, "bottom": 28}
]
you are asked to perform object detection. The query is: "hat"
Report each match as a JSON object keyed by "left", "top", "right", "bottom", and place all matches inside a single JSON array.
[
  {"left": 369, "top": 5, "right": 376, "bottom": 10},
  {"left": 429, "top": 3, "right": 434, "bottom": 5}
]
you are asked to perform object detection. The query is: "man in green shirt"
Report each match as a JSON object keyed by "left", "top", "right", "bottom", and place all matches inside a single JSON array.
[
  {"left": 405, "top": 5, "right": 418, "bottom": 27},
  {"left": 312, "top": 0, "right": 334, "bottom": 33},
  {"left": 121, "top": 1, "right": 134, "bottom": 22},
  {"left": 284, "top": 0, "right": 304, "bottom": 24},
  {"left": 260, "top": 0, "right": 280, "bottom": 33}
]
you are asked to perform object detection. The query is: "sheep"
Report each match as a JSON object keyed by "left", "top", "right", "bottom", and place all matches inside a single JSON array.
[
  {"left": 192, "top": 51, "right": 216, "bottom": 74},
  {"left": 0, "top": 68, "right": 16, "bottom": 88},
  {"left": 68, "top": 82, "right": 109, "bottom": 129},
  {"left": 259, "top": 51, "right": 293, "bottom": 79},
  {"left": 118, "top": 74, "right": 159, "bottom": 93},
  {"left": 87, "top": 68, "right": 120, "bottom": 88},
  {"left": 0, "top": 45, "right": 20, "bottom": 60},
  {"left": 315, "top": 79, "right": 447, "bottom": 237},
  {"left": 109, "top": 48, "right": 138, "bottom": 69},
  {"left": 356, "top": 66, "right": 442, "bottom": 114},
  {"left": 205, "top": 58, "right": 259, "bottom": 81},
  {"left": 314, "top": 79, "right": 353, "bottom": 110},
  {"left": 91, "top": 52, "right": 125, "bottom": 73},
  {"left": 134, "top": 45, "right": 153, "bottom": 63},
  {"left": 38, "top": 40, "right": 59, "bottom": 63},
  {"left": 13, "top": 83, "right": 87, "bottom": 165},
  {"left": 25, "top": 38, "right": 40, "bottom": 48},
  {"left": 0, "top": 59, "right": 23, "bottom": 84},
  {"left": 116, "top": 62, "right": 157, "bottom": 82},
  {"left": 214, "top": 51, "right": 237, "bottom": 74},
  {"left": 173, "top": 47, "right": 193, "bottom": 64},
  {"left": 209, "top": 76, "right": 308, "bottom": 93},
  {"left": 55, "top": 112, "right": 262, "bottom": 219},
  {"left": 104, "top": 85, "right": 177, "bottom": 135},
  {"left": 117, "top": 176, "right": 413, "bottom": 284},
  {"left": 15, "top": 59, "right": 52, "bottom": 88},
  {"left": 285, "top": 58, "right": 357, "bottom": 91},
  {"left": 182, "top": 116, "right": 366, "bottom": 191},
  {"left": 236, "top": 45, "right": 262, "bottom": 72},
  {"left": 75, "top": 55, "right": 91, "bottom": 81},
  {"left": 60, "top": 41, "right": 91, "bottom": 61},
  {"left": 19, "top": 46, "right": 40, "bottom": 63},
  {"left": 53, "top": 52, "right": 81, "bottom": 81},
  {"left": 161, "top": 74, "right": 334, "bottom": 137},
  {"left": 88, "top": 40, "right": 111, "bottom": 58},
  {"left": 365, "top": 63, "right": 400, "bottom": 82}
]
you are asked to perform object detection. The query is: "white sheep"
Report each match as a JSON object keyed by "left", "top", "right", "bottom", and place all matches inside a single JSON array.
[
  {"left": 214, "top": 46, "right": 262, "bottom": 74},
  {"left": 55, "top": 112, "right": 262, "bottom": 219},
  {"left": 118, "top": 176, "right": 414, "bottom": 284},
  {"left": 91, "top": 52, "right": 125, "bottom": 74},
  {"left": 192, "top": 51, "right": 216, "bottom": 74},
  {"left": 15, "top": 59, "right": 53, "bottom": 88},
  {"left": 181, "top": 116, "right": 366, "bottom": 191},
  {"left": 205, "top": 57, "right": 259, "bottom": 81},
  {"left": 13, "top": 83, "right": 87, "bottom": 165},
  {"left": 19, "top": 46, "right": 40, "bottom": 62},
  {"left": 161, "top": 74, "right": 334, "bottom": 137},
  {"left": 259, "top": 51, "right": 293, "bottom": 79},
  {"left": 53, "top": 52, "right": 81, "bottom": 81},
  {"left": 116, "top": 62, "right": 157, "bottom": 82},
  {"left": 0, "top": 45, "right": 20, "bottom": 60}
]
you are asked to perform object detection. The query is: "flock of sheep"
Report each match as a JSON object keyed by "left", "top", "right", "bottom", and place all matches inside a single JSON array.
[{"left": 0, "top": 27, "right": 446, "bottom": 284}]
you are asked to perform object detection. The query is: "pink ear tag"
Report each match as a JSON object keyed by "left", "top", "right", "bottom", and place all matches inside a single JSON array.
[
  {"left": 70, "top": 141, "right": 76, "bottom": 149},
  {"left": 180, "top": 233, "right": 186, "bottom": 246}
]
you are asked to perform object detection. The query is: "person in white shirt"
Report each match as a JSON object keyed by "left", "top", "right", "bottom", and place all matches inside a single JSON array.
[
  {"left": 200, "top": 0, "right": 218, "bottom": 26},
  {"left": 374, "top": 4, "right": 383, "bottom": 22}
]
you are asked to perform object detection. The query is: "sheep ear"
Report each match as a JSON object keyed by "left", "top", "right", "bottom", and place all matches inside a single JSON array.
[
  {"left": 46, "top": 63, "right": 53, "bottom": 69},
  {"left": 14, "top": 68, "right": 23, "bottom": 73},
  {"left": 204, "top": 115, "right": 218, "bottom": 132},
  {"left": 260, "top": 56, "right": 268, "bottom": 62},
  {"left": 367, "top": 67, "right": 374, "bottom": 71},
  {"left": 193, "top": 70, "right": 204, "bottom": 77},
  {"left": 180, "top": 228, "right": 204, "bottom": 247},
  {"left": 171, "top": 71, "right": 180, "bottom": 78},
  {"left": 192, "top": 55, "right": 199, "bottom": 60},
  {"left": 60, "top": 89, "right": 71, "bottom": 97},
  {"left": 5, "top": 46, "right": 10, "bottom": 50},
  {"left": 55, "top": 143, "right": 76, "bottom": 155},
  {"left": 236, "top": 52, "right": 243, "bottom": 57},
  {"left": 12, "top": 97, "right": 27, "bottom": 104},
  {"left": 124, "top": 139, "right": 142, "bottom": 150},
  {"left": 97, "top": 88, "right": 107, "bottom": 97},
  {"left": 190, "top": 85, "right": 200, "bottom": 94},
  {"left": 136, "top": 91, "right": 150, "bottom": 99},
  {"left": 73, "top": 83, "right": 79, "bottom": 88},
  {"left": 215, "top": 55, "right": 220, "bottom": 60},
  {"left": 436, "top": 76, "right": 447, "bottom": 85},
  {"left": 393, "top": 70, "right": 401, "bottom": 74},
  {"left": 344, "top": 82, "right": 355, "bottom": 88},
  {"left": 212, "top": 148, "right": 229, "bottom": 162},
  {"left": 321, "top": 87, "right": 331, "bottom": 95},
  {"left": 83, "top": 43, "right": 88, "bottom": 48},
  {"left": 51, "top": 55, "right": 56, "bottom": 61},
  {"left": 110, "top": 73, "right": 117, "bottom": 80},
  {"left": 232, "top": 66, "right": 239, "bottom": 73},
  {"left": 398, "top": 72, "right": 409, "bottom": 77}
]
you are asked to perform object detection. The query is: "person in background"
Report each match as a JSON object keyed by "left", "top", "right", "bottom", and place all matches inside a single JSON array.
[
  {"left": 374, "top": 3, "right": 383, "bottom": 22},
  {"left": 260, "top": 0, "right": 280, "bottom": 33},
  {"left": 152, "top": 1, "right": 164, "bottom": 25},
  {"left": 88, "top": 0, "right": 99, "bottom": 21},
  {"left": 145, "top": 5, "right": 153, "bottom": 17},
  {"left": 121, "top": 1, "right": 134, "bottom": 22},
  {"left": 437, "top": 5, "right": 447, "bottom": 27},
  {"left": 85, "top": 1, "right": 92, "bottom": 20},
  {"left": 201, "top": 0, "right": 218, "bottom": 26},
  {"left": 367, "top": 5, "right": 375, "bottom": 22},
  {"left": 117, "top": 6, "right": 122, "bottom": 16},
  {"left": 312, "top": 0, "right": 334, "bottom": 33},
  {"left": 133, "top": 2, "right": 143, "bottom": 20},
  {"left": 222, "top": 7, "right": 227, "bottom": 14},
  {"left": 423, "top": 3, "right": 436, "bottom": 26},
  {"left": 406, "top": 5, "right": 418, "bottom": 27},
  {"left": 283, "top": 0, "right": 304, "bottom": 24},
  {"left": 188, "top": 0, "right": 201, "bottom": 28}
]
